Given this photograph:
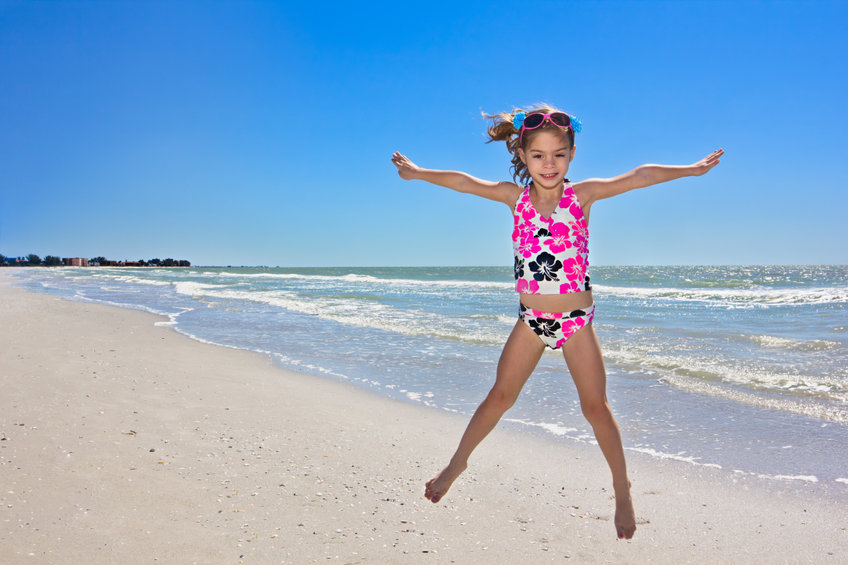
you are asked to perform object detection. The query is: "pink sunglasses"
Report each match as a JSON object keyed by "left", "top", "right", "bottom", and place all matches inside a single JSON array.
[{"left": 518, "top": 112, "right": 573, "bottom": 143}]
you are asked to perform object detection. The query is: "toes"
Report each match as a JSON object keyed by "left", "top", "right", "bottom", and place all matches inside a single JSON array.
[{"left": 616, "top": 525, "right": 636, "bottom": 540}]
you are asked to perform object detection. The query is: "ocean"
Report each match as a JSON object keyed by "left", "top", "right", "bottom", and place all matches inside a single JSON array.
[{"left": 12, "top": 265, "right": 848, "bottom": 499}]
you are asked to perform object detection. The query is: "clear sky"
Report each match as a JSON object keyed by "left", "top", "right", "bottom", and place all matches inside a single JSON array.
[{"left": 1, "top": 0, "right": 846, "bottom": 267}]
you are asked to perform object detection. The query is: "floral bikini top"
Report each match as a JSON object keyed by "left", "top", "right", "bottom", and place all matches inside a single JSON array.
[{"left": 512, "top": 182, "right": 591, "bottom": 295}]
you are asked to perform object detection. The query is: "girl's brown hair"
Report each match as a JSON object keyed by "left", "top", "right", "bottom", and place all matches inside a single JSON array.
[{"left": 484, "top": 104, "right": 576, "bottom": 185}]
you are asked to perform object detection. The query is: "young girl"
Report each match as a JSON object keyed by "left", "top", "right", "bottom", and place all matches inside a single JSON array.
[{"left": 391, "top": 105, "right": 723, "bottom": 540}]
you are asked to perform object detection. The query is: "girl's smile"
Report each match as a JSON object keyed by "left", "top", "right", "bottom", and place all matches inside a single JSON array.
[{"left": 518, "top": 130, "right": 576, "bottom": 190}]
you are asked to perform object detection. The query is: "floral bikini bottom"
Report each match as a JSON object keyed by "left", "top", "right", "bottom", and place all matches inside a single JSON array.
[{"left": 518, "top": 303, "right": 595, "bottom": 350}]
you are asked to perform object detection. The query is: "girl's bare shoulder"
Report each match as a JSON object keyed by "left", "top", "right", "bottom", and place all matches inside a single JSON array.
[
  {"left": 571, "top": 178, "right": 594, "bottom": 201},
  {"left": 497, "top": 181, "right": 524, "bottom": 209}
]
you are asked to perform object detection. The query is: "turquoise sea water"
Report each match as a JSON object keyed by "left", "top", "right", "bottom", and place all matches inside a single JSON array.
[{"left": 13, "top": 265, "right": 848, "bottom": 498}]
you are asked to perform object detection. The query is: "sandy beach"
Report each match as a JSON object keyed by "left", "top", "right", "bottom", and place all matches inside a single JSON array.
[{"left": 1, "top": 270, "right": 846, "bottom": 564}]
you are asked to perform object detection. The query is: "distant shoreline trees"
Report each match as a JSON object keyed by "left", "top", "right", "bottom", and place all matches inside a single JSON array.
[{"left": 0, "top": 253, "right": 191, "bottom": 267}]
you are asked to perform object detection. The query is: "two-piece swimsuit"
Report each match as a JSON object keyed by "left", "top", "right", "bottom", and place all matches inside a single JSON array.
[{"left": 513, "top": 181, "right": 594, "bottom": 350}]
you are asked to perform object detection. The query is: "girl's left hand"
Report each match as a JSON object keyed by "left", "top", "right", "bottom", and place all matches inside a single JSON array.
[
  {"left": 690, "top": 149, "right": 724, "bottom": 176},
  {"left": 391, "top": 151, "right": 421, "bottom": 180}
]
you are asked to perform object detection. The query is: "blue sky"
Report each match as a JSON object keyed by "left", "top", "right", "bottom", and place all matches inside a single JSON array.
[{"left": 1, "top": 0, "right": 846, "bottom": 266}]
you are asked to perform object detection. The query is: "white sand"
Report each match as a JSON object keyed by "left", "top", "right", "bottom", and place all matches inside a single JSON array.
[{"left": 1, "top": 271, "right": 846, "bottom": 564}]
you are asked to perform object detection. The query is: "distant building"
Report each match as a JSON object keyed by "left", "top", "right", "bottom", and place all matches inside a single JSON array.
[
  {"left": 2, "top": 257, "right": 26, "bottom": 266},
  {"left": 62, "top": 257, "right": 89, "bottom": 267}
]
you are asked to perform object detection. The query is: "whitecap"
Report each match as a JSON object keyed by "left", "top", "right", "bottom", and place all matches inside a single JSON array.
[{"left": 626, "top": 446, "right": 722, "bottom": 469}]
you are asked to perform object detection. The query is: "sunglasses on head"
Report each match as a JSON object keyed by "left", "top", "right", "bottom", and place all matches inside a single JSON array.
[{"left": 519, "top": 112, "right": 574, "bottom": 142}]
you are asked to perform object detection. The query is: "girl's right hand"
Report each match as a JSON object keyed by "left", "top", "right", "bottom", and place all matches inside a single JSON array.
[
  {"left": 389, "top": 152, "right": 515, "bottom": 205},
  {"left": 391, "top": 152, "right": 420, "bottom": 180}
]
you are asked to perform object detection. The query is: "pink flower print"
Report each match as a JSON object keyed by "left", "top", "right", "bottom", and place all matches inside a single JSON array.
[
  {"left": 516, "top": 279, "right": 540, "bottom": 294},
  {"left": 569, "top": 220, "right": 589, "bottom": 252},
  {"left": 544, "top": 222, "right": 573, "bottom": 254},
  {"left": 517, "top": 195, "right": 536, "bottom": 222},
  {"left": 561, "top": 316, "right": 587, "bottom": 337},
  {"left": 562, "top": 255, "right": 586, "bottom": 284},
  {"left": 560, "top": 189, "right": 582, "bottom": 219},
  {"left": 512, "top": 222, "right": 535, "bottom": 243},
  {"left": 518, "top": 235, "right": 541, "bottom": 258},
  {"left": 559, "top": 281, "right": 579, "bottom": 294},
  {"left": 569, "top": 219, "right": 587, "bottom": 238},
  {"left": 567, "top": 199, "right": 583, "bottom": 221}
]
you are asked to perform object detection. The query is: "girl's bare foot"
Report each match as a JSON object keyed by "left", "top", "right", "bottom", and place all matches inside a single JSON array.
[
  {"left": 424, "top": 461, "right": 467, "bottom": 503},
  {"left": 614, "top": 482, "right": 636, "bottom": 539}
]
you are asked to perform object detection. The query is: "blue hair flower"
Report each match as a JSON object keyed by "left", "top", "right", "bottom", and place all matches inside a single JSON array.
[
  {"left": 570, "top": 115, "right": 583, "bottom": 134},
  {"left": 512, "top": 111, "right": 526, "bottom": 130}
]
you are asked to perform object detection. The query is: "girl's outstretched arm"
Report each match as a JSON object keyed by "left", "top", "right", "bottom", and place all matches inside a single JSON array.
[
  {"left": 392, "top": 152, "right": 519, "bottom": 207},
  {"left": 578, "top": 149, "right": 724, "bottom": 207}
]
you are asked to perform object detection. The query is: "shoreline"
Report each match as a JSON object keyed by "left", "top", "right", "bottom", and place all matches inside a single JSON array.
[
  {"left": 12, "top": 266, "right": 848, "bottom": 493},
  {"left": 2, "top": 271, "right": 846, "bottom": 563}
]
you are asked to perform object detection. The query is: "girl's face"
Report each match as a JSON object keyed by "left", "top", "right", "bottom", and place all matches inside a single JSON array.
[{"left": 518, "top": 130, "right": 576, "bottom": 191}]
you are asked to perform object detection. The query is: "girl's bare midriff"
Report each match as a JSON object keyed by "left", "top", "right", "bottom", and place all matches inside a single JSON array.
[{"left": 519, "top": 288, "right": 594, "bottom": 313}]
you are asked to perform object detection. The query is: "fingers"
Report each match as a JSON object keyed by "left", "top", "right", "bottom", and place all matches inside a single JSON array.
[
  {"left": 391, "top": 152, "right": 406, "bottom": 173},
  {"left": 704, "top": 149, "right": 723, "bottom": 162},
  {"left": 707, "top": 148, "right": 724, "bottom": 163},
  {"left": 391, "top": 151, "right": 409, "bottom": 169},
  {"left": 391, "top": 152, "right": 419, "bottom": 181},
  {"left": 691, "top": 148, "right": 723, "bottom": 175}
]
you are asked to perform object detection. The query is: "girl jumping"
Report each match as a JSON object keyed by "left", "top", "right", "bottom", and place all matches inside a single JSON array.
[{"left": 391, "top": 105, "right": 723, "bottom": 540}]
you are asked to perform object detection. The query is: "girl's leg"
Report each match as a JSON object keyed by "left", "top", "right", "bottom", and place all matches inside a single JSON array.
[
  {"left": 425, "top": 320, "right": 545, "bottom": 503},
  {"left": 562, "top": 323, "right": 636, "bottom": 540}
]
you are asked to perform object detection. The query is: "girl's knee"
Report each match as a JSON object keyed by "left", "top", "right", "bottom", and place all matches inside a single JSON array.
[
  {"left": 581, "top": 398, "right": 613, "bottom": 426},
  {"left": 486, "top": 385, "right": 519, "bottom": 412}
]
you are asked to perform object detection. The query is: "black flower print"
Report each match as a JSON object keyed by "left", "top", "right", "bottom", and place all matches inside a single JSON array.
[
  {"left": 514, "top": 256, "right": 525, "bottom": 279},
  {"left": 529, "top": 317, "right": 561, "bottom": 339},
  {"left": 534, "top": 227, "right": 551, "bottom": 238},
  {"left": 529, "top": 251, "right": 562, "bottom": 282}
]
